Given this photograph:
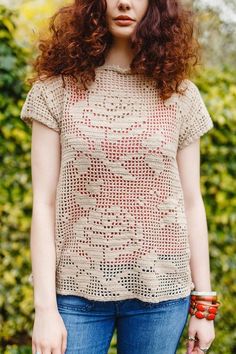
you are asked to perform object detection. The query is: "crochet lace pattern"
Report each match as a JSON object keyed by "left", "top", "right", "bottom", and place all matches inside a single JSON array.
[{"left": 20, "top": 63, "right": 214, "bottom": 302}]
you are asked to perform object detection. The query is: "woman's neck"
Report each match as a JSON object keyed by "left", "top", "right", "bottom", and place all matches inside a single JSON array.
[{"left": 105, "top": 38, "right": 134, "bottom": 68}]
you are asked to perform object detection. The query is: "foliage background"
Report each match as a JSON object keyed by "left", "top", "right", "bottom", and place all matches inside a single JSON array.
[{"left": 0, "top": 1, "right": 235, "bottom": 353}]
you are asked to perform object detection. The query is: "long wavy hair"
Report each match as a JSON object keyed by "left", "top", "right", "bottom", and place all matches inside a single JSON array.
[{"left": 29, "top": 0, "right": 200, "bottom": 100}]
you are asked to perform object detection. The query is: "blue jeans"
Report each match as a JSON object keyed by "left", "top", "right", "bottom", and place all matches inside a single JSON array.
[{"left": 56, "top": 293, "right": 190, "bottom": 354}]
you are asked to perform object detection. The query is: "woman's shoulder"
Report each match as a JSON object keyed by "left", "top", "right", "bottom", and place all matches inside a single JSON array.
[
  {"left": 164, "top": 79, "right": 202, "bottom": 109},
  {"left": 20, "top": 75, "right": 65, "bottom": 131},
  {"left": 29, "top": 75, "right": 66, "bottom": 114},
  {"left": 33, "top": 74, "right": 65, "bottom": 94},
  {"left": 178, "top": 79, "right": 201, "bottom": 98},
  {"left": 166, "top": 79, "right": 200, "bottom": 99}
]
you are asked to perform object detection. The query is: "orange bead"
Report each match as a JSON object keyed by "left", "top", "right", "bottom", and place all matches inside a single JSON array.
[
  {"left": 209, "top": 307, "right": 217, "bottom": 314},
  {"left": 206, "top": 313, "right": 215, "bottom": 320},
  {"left": 196, "top": 304, "right": 206, "bottom": 311},
  {"left": 195, "top": 311, "right": 205, "bottom": 319}
]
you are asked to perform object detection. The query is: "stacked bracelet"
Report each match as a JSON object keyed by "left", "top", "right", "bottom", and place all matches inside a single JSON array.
[
  {"left": 189, "top": 290, "right": 221, "bottom": 320},
  {"left": 189, "top": 300, "right": 220, "bottom": 320}
]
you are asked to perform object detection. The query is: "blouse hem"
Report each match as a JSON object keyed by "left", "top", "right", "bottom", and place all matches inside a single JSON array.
[{"left": 55, "top": 287, "right": 192, "bottom": 304}]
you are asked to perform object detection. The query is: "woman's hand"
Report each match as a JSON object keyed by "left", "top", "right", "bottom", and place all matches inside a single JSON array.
[
  {"left": 32, "top": 307, "right": 67, "bottom": 354},
  {"left": 186, "top": 316, "right": 215, "bottom": 353}
]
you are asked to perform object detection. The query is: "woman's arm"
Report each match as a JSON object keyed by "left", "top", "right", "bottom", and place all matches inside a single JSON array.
[
  {"left": 177, "top": 139, "right": 215, "bottom": 354},
  {"left": 31, "top": 120, "right": 61, "bottom": 311},
  {"left": 177, "top": 139, "right": 211, "bottom": 292}
]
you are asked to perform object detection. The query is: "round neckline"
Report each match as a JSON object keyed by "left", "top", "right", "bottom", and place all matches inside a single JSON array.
[{"left": 96, "top": 63, "right": 132, "bottom": 74}]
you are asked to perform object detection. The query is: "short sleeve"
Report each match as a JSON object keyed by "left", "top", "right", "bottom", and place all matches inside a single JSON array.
[
  {"left": 20, "top": 79, "right": 61, "bottom": 133},
  {"left": 178, "top": 80, "right": 214, "bottom": 150}
]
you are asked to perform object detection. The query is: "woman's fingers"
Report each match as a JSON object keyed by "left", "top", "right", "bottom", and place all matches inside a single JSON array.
[
  {"left": 33, "top": 345, "right": 42, "bottom": 354},
  {"left": 186, "top": 332, "right": 197, "bottom": 353},
  {"left": 52, "top": 345, "right": 65, "bottom": 354},
  {"left": 186, "top": 341, "right": 194, "bottom": 353},
  {"left": 197, "top": 331, "right": 215, "bottom": 352},
  {"left": 187, "top": 335, "right": 213, "bottom": 354},
  {"left": 44, "top": 349, "right": 52, "bottom": 354},
  {"left": 197, "top": 340, "right": 211, "bottom": 353},
  {"left": 61, "top": 331, "right": 68, "bottom": 354},
  {"left": 186, "top": 331, "right": 210, "bottom": 354}
]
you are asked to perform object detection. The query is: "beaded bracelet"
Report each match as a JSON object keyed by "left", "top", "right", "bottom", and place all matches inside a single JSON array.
[
  {"left": 189, "top": 290, "right": 221, "bottom": 320},
  {"left": 189, "top": 300, "right": 220, "bottom": 320}
]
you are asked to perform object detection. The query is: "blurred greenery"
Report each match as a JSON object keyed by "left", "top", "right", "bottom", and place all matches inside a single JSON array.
[
  {"left": 0, "top": 4, "right": 235, "bottom": 354},
  {"left": 0, "top": 4, "right": 34, "bottom": 352}
]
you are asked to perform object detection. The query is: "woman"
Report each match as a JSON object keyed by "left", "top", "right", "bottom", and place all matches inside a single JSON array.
[{"left": 20, "top": 0, "right": 219, "bottom": 353}]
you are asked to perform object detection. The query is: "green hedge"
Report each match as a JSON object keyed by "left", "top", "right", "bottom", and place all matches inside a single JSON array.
[
  {"left": 0, "top": 6, "right": 235, "bottom": 354},
  {"left": 0, "top": 5, "right": 34, "bottom": 351},
  {"left": 177, "top": 67, "right": 236, "bottom": 354}
]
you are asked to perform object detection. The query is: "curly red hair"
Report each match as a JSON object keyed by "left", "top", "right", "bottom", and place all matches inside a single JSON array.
[{"left": 29, "top": 0, "right": 200, "bottom": 100}]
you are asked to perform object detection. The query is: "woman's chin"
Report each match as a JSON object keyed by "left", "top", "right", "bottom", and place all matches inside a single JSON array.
[{"left": 110, "top": 28, "right": 134, "bottom": 39}]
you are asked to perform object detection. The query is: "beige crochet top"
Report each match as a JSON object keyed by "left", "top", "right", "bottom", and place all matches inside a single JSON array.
[{"left": 20, "top": 63, "right": 214, "bottom": 303}]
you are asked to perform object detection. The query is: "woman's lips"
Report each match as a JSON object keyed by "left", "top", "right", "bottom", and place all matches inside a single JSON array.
[{"left": 114, "top": 19, "right": 135, "bottom": 26}]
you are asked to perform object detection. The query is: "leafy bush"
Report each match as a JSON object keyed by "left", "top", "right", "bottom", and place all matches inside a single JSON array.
[
  {"left": 0, "top": 5, "right": 33, "bottom": 350},
  {"left": 175, "top": 66, "right": 236, "bottom": 354}
]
